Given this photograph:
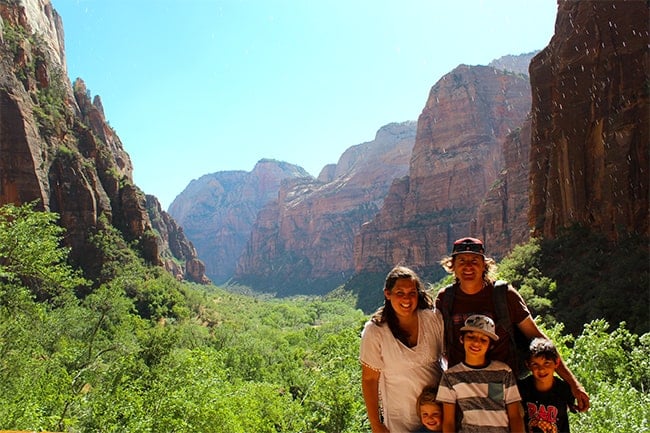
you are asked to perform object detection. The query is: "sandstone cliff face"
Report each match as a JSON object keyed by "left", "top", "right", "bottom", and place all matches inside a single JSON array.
[
  {"left": 528, "top": 0, "right": 649, "bottom": 240},
  {"left": 355, "top": 66, "right": 532, "bottom": 274},
  {"left": 234, "top": 122, "right": 416, "bottom": 295},
  {"left": 474, "top": 118, "right": 532, "bottom": 258},
  {"left": 168, "top": 159, "right": 310, "bottom": 284},
  {"left": 0, "top": 0, "right": 208, "bottom": 284}
]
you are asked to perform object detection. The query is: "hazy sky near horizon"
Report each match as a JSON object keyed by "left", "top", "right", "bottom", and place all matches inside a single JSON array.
[{"left": 52, "top": 0, "right": 557, "bottom": 209}]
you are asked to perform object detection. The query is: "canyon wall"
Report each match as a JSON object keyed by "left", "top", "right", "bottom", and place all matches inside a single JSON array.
[
  {"left": 0, "top": 0, "right": 208, "bottom": 283},
  {"left": 528, "top": 0, "right": 649, "bottom": 239},
  {"left": 354, "top": 65, "right": 532, "bottom": 276}
]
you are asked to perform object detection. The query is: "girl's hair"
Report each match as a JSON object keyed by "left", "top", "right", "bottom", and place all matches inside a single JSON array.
[
  {"left": 416, "top": 385, "right": 440, "bottom": 418},
  {"left": 371, "top": 266, "right": 434, "bottom": 344},
  {"left": 439, "top": 255, "right": 498, "bottom": 285}
]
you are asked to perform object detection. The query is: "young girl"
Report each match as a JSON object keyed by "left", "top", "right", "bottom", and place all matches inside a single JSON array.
[{"left": 414, "top": 385, "right": 443, "bottom": 432}]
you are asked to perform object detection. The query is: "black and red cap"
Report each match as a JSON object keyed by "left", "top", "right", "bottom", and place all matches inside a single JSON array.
[{"left": 451, "top": 237, "right": 485, "bottom": 256}]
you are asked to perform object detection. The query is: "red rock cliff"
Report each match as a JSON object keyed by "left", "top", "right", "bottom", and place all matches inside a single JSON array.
[
  {"left": 528, "top": 0, "right": 649, "bottom": 239},
  {"left": 354, "top": 65, "right": 532, "bottom": 274},
  {"left": 0, "top": 0, "right": 208, "bottom": 283},
  {"left": 234, "top": 122, "right": 416, "bottom": 295}
]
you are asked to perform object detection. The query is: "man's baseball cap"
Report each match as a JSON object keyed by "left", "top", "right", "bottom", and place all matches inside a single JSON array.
[{"left": 451, "top": 237, "right": 485, "bottom": 256}]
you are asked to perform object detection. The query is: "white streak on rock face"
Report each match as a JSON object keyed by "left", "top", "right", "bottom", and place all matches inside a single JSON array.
[{"left": 21, "top": 0, "right": 67, "bottom": 73}]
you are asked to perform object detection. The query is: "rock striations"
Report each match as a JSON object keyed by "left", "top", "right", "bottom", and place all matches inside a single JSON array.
[
  {"left": 168, "top": 159, "right": 310, "bottom": 284},
  {"left": 0, "top": 0, "right": 209, "bottom": 284},
  {"left": 528, "top": 0, "right": 649, "bottom": 240},
  {"left": 232, "top": 122, "right": 416, "bottom": 295},
  {"left": 354, "top": 65, "right": 532, "bottom": 276}
]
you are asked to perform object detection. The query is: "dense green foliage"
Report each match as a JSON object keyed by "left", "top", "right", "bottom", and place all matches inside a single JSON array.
[{"left": 0, "top": 203, "right": 648, "bottom": 432}]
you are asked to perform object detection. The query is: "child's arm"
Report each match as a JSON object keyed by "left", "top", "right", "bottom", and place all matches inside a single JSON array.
[
  {"left": 442, "top": 402, "right": 456, "bottom": 433},
  {"left": 506, "top": 401, "right": 525, "bottom": 433}
]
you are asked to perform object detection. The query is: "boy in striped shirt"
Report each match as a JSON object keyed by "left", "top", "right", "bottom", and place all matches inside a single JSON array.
[{"left": 436, "top": 314, "right": 524, "bottom": 433}]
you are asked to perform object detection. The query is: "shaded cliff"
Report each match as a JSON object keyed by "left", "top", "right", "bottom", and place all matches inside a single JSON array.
[
  {"left": 168, "top": 159, "right": 310, "bottom": 284},
  {"left": 233, "top": 121, "right": 416, "bottom": 295},
  {"left": 528, "top": 0, "right": 649, "bottom": 239},
  {"left": 0, "top": 0, "right": 208, "bottom": 284},
  {"left": 354, "top": 65, "right": 532, "bottom": 278}
]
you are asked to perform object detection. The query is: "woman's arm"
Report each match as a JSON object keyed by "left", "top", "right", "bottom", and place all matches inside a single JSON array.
[
  {"left": 517, "top": 316, "right": 590, "bottom": 411},
  {"left": 442, "top": 402, "right": 456, "bottom": 433},
  {"left": 507, "top": 401, "right": 525, "bottom": 433},
  {"left": 361, "top": 364, "right": 390, "bottom": 433}
]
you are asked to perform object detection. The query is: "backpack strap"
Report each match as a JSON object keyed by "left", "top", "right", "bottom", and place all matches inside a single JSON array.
[
  {"left": 440, "top": 282, "right": 456, "bottom": 359},
  {"left": 492, "top": 279, "right": 513, "bottom": 339},
  {"left": 492, "top": 279, "right": 519, "bottom": 373}
]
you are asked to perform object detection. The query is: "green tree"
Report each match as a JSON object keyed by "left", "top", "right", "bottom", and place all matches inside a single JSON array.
[
  {"left": 496, "top": 237, "right": 555, "bottom": 324},
  {"left": 0, "top": 202, "right": 88, "bottom": 303},
  {"left": 566, "top": 320, "right": 650, "bottom": 433}
]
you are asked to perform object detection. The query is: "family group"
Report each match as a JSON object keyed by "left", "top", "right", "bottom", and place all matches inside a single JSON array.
[{"left": 359, "top": 237, "right": 589, "bottom": 433}]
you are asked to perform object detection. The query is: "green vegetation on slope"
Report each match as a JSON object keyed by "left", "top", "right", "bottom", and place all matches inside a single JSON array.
[{"left": 0, "top": 203, "right": 647, "bottom": 432}]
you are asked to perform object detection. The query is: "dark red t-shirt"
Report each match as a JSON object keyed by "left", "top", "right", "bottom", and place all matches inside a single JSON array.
[{"left": 435, "top": 283, "right": 530, "bottom": 369}]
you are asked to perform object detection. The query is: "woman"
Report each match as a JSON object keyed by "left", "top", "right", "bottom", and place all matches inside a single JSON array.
[{"left": 360, "top": 266, "right": 444, "bottom": 433}]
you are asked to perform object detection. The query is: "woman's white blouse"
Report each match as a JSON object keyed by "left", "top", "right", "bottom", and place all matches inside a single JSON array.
[{"left": 359, "top": 308, "right": 444, "bottom": 433}]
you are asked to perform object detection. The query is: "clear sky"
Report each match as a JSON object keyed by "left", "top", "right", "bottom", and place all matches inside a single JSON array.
[{"left": 51, "top": 0, "right": 557, "bottom": 209}]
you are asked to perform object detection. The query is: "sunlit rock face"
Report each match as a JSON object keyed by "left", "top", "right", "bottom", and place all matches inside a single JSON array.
[
  {"left": 233, "top": 122, "right": 416, "bottom": 295},
  {"left": 528, "top": 0, "right": 649, "bottom": 239},
  {"left": 354, "top": 65, "right": 531, "bottom": 274},
  {"left": 0, "top": 0, "right": 209, "bottom": 284},
  {"left": 168, "top": 159, "right": 310, "bottom": 284},
  {"left": 475, "top": 118, "right": 533, "bottom": 259}
]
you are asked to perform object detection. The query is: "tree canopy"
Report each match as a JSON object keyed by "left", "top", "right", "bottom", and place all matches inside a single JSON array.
[{"left": 0, "top": 203, "right": 647, "bottom": 432}]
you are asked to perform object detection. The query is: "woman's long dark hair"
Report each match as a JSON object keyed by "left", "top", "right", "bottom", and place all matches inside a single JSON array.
[{"left": 371, "top": 266, "right": 433, "bottom": 346}]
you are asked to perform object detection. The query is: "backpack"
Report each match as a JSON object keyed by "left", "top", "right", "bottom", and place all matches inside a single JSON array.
[{"left": 440, "top": 280, "right": 531, "bottom": 378}]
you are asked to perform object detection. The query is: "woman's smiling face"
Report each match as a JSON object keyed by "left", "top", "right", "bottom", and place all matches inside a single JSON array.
[{"left": 385, "top": 278, "right": 418, "bottom": 318}]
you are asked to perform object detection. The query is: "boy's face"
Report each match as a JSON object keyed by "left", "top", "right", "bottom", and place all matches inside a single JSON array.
[
  {"left": 462, "top": 331, "right": 491, "bottom": 359},
  {"left": 420, "top": 402, "right": 442, "bottom": 431},
  {"left": 527, "top": 355, "right": 559, "bottom": 382}
]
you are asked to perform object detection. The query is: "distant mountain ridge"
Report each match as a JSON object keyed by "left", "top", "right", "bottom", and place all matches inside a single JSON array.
[
  {"left": 170, "top": 121, "right": 416, "bottom": 292},
  {"left": 168, "top": 159, "right": 310, "bottom": 283}
]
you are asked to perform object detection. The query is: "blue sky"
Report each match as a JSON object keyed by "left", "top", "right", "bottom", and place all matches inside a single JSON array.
[{"left": 52, "top": 0, "right": 557, "bottom": 209}]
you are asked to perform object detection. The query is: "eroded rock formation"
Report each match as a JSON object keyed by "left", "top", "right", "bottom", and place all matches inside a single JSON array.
[
  {"left": 234, "top": 122, "right": 416, "bottom": 295},
  {"left": 528, "top": 0, "right": 649, "bottom": 239},
  {"left": 168, "top": 159, "right": 310, "bottom": 284},
  {"left": 354, "top": 65, "right": 532, "bottom": 275},
  {"left": 0, "top": 0, "right": 208, "bottom": 284}
]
